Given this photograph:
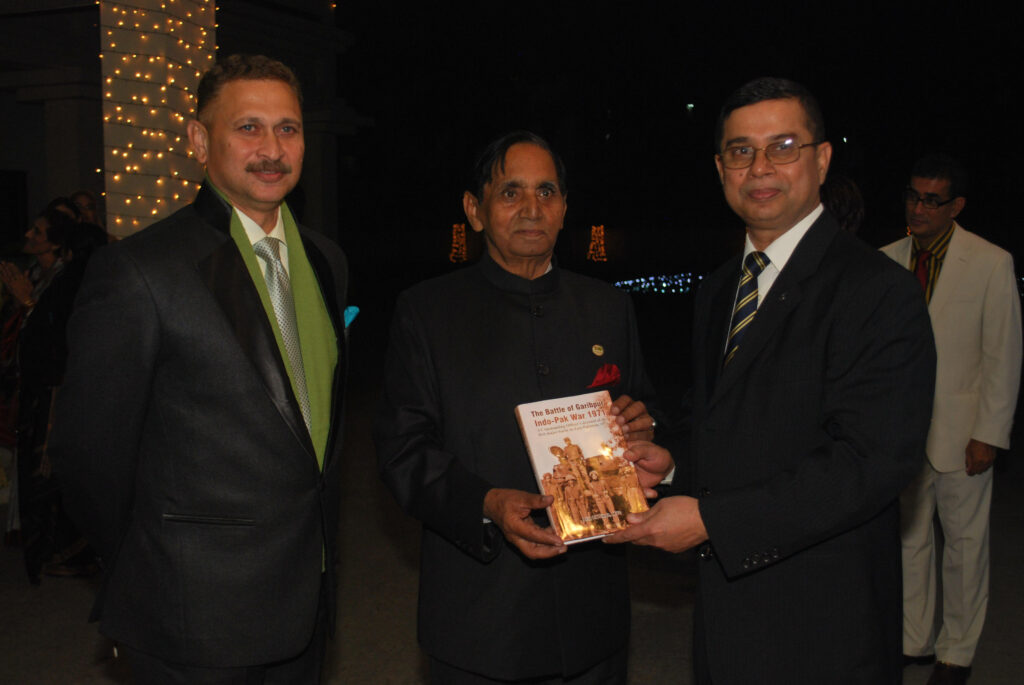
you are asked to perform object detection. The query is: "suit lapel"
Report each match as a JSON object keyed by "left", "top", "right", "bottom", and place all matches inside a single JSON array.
[
  {"left": 193, "top": 185, "right": 315, "bottom": 457},
  {"left": 928, "top": 223, "right": 970, "bottom": 320},
  {"left": 700, "top": 258, "right": 738, "bottom": 403},
  {"left": 708, "top": 214, "right": 838, "bottom": 409},
  {"left": 887, "top": 237, "right": 913, "bottom": 270},
  {"left": 301, "top": 233, "right": 346, "bottom": 466}
]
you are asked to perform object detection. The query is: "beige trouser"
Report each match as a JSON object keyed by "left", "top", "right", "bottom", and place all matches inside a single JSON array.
[{"left": 900, "top": 460, "right": 992, "bottom": 666}]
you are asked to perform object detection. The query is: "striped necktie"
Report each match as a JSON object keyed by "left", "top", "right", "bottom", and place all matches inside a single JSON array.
[
  {"left": 724, "top": 251, "right": 769, "bottom": 366},
  {"left": 254, "top": 237, "right": 311, "bottom": 430}
]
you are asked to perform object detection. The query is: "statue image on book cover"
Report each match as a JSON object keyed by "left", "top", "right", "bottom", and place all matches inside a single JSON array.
[{"left": 515, "top": 390, "right": 649, "bottom": 543}]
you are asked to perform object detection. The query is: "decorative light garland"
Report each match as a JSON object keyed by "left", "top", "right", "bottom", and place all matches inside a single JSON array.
[
  {"left": 100, "top": 0, "right": 215, "bottom": 235},
  {"left": 614, "top": 273, "right": 704, "bottom": 295},
  {"left": 586, "top": 225, "right": 608, "bottom": 262},
  {"left": 449, "top": 223, "right": 467, "bottom": 263}
]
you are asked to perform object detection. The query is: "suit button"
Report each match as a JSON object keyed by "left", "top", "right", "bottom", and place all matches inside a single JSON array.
[
  {"left": 771, "top": 547, "right": 780, "bottom": 560},
  {"left": 698, "top": 486, "right": 711, "bottom": 497},
  {"left": 751, "top": 553, "right": 760, "bottom": 565},
  {"left": 536, "top": 363, "right": 550, "bottom": 376},
  {"left": 698, "top": 543, "right": 714, "bottom": 560},
  {"left": 531, "top": 304, "right": 544, "bottom": 317},
  {"left": 742, "top": 557, "right": 751, "bottom": 569}
]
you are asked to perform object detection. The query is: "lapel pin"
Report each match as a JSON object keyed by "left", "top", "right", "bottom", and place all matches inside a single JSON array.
[{"left": 592, "top": 344, "right": 605, "bottom": 356}]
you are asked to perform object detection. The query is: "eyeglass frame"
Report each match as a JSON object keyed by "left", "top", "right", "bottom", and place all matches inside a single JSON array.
[
  {"left": 717, "top": 138, "right": 824, "bottom": 169},
  {"left": 903, "top": 187, "right": 958, "bottom": 210}
]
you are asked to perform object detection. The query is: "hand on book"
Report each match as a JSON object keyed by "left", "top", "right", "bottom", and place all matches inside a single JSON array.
[
  {"left": 609, "top": 395, "right": 656, "bottom": 443},
  {"left": 483, "top": 488, "right": 567, "bottom": 560},
  {"left": 602, "top": 495, "right": 707, "bottom": 553},
  {"left": 622, "top": 441, "right": 674, "bottom": 497}
]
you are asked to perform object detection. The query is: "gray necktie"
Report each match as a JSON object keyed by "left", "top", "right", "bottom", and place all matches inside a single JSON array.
[{"left": 254, "top": 237, "right": 311, "bottom": 430}]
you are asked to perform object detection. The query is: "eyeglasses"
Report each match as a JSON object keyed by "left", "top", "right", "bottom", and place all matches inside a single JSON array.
[
  {"left": 903, "top": 188, "right": 957, "bottom": 210},
  {"left": 718, "top": 138, "right": 821, "bottom": 169}
]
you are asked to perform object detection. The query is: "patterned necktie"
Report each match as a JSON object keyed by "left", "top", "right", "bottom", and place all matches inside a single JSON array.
[
  {"left": 914, "top": 249, "right": 931, "bottom": 291},
  {"left": 724, "top": 251, "right": 770, "bottom": 366},
  {"left": 254, "top": 237, "right": 311, "bottom": 430}
]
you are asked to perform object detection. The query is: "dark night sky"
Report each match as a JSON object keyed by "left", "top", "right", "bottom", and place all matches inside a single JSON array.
[
  {"left": 1, "top": 1, "right": 1016, "bottom": 403},
  {"left": 331, "top": 2, "right": 1020, "bottom": 294}
]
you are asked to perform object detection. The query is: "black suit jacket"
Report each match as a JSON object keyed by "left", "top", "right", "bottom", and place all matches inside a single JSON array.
[
  {"left": 375, "top": 255, "right": 654, "bottom": 680},
  {"left": 684, "top": 212, "right": 935, "bottom": 683},
  {"left": 50, "top": 185, "right": 348, "bottom": 668}
]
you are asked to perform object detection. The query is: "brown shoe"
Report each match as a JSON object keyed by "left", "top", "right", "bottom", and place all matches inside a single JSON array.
[{"left": 926, "top": 661, "right": 971, "bottom": 684}]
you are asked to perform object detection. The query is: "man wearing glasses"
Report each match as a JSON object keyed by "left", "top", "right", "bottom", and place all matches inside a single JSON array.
[
  {"left": 608, "top": 77, "right": 935, "bottom": 683},
  {"left": 882, "top": 154, "right": 1021, "bottom": 684}
]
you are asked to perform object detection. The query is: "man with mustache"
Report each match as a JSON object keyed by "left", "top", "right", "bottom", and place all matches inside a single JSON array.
[
  {"left": 50, "top": 54, "right": 349, "bottom": 683},
  {"left": 375, "top": 130, "right": 667, "bottom": 683},
  {"left": 883, "top": 154, "right": 1021, "bottom": 685},
  {"left": 608, "top": 77, "right": 936, "bottom": 683}
]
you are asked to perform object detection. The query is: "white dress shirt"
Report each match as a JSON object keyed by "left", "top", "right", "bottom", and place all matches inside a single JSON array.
[
  {"left": 741, "top": 203, "right": 823, "bottom": 309},
  {"left": 237, "top": 208, "right": 289, "bottom": 277}
]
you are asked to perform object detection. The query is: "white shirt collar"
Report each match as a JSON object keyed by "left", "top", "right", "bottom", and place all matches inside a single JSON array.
[
  {"left": 742, "top": 203, "right": 823, "bottom": 271},
  {"left": 236, "top": 207, "right": 286, "bottom": 247},
  {"left": 236, "top": 207, "right": 288, "bottom": 275}
]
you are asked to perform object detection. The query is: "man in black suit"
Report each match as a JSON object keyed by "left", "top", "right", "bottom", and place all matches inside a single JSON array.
[
  {"left": 608, "top": 78, "right": 936, "bottom": 683},
  {"left": 50, "top": 54, "right": 348, "bottom": 683},
  {"left": 375, "top": 131, "right": 669, "bottom": 683}
]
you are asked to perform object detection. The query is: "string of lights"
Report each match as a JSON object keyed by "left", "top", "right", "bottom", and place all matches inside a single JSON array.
[
  {"left": 586, "top": 225, "right": 608, "bottom": 262},
  {"left": 100, "top": 0, "right": 215, "bottom": 235},
  {"left": 614, "top": 273, "right": 704, "bottom": 295},
  {"left": 449, "top": 224, "right": 468, "bottom": 263}
]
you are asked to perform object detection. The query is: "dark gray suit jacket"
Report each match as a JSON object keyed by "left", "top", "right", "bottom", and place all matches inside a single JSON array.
[
  {"left": 685, "top": 212, "right": 935, "bottom": 683},
  {"left": 50, "top": 184, "right": 348, "bottom": 668}
]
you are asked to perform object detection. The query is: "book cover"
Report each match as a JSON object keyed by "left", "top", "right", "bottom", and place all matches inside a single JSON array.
[{"left": 515, "top": 390, "right": 649, "bottom": 543}]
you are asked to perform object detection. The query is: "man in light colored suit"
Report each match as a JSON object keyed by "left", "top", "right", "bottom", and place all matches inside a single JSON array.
[
  {"left": 882, "top": 153, "right": 1022, "bottom": 685},
  {"left": 50, "top": 55, "right": 348, "bottom": 684}
]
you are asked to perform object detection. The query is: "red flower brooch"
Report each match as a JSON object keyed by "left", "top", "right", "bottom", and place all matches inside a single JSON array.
[{"left": 587, "top": 363, "right": 621, "bottom": 388}]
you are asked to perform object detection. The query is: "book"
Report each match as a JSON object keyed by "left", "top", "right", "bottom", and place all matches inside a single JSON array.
[{"left": 515, "top": 390, "right": 649, "bottom": 543}]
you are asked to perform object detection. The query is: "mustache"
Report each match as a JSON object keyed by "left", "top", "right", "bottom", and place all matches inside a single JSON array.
[{"left": 246, "top": 160, "right": 292, "bottom": 174}]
